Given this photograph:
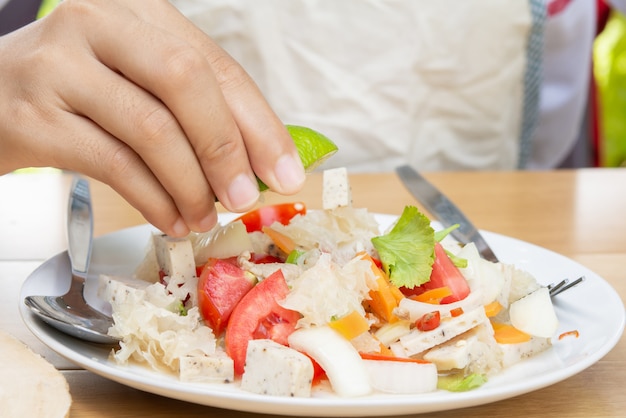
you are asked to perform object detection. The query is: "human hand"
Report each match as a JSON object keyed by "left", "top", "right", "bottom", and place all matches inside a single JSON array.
[{"left": 0, "top": 0, "right": 305, "bottom": 237}]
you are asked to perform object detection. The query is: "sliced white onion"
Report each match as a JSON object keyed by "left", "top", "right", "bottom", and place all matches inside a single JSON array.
[
  {"left": 398, "top": 289, "right": 484, "bottom": 322},
  {"left": 362, "top": 359, "right": 438, "bottom": 394},
  {"left": 288, "top": 326, "right": 371, "bottom": 397},
  {"left": 193, "top": 220, "right": 253, "bottom": 264}
]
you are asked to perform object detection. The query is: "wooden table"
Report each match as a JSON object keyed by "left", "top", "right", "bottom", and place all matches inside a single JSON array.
[{"left": 1, "top": 168, "right": 624, "bottom": 417}]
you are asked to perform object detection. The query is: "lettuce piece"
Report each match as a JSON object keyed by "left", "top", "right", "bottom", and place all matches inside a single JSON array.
[
  {"left": 445, "top": 249, "right": 468, "bottom": 269},
  {"left": 434, "top": 224, "right": 459, "bottom": 242},
  {"left": 437, "top": 373, "right": 487, "bottom": 392},
  {"left": 371, "top": 206, "right": 435, "bottom": 288}
]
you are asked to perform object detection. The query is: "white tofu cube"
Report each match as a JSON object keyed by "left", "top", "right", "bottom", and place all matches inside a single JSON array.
[
  {"left": 500, "top": 337, "right": 552, "bottom": 368},
  {"left": 323, "top": 167, "right": 352, "bottom": 209},
  {"left": 153, "top": 234, "right": 196, "bottom": 282},
  {"left": 152, "top": 234, "right": 198, "bottom": 305},
  {"left": 179, "top": 354, "right": 235, "bottom": 383},
  {"left": 423, "top": 324, "right": 503, "bottom": 376},
  {"left": 241, "top": 339, "right": 313, "bottom": 397}
]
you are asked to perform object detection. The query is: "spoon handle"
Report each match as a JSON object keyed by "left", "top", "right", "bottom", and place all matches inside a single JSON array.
[{"left": 67, "top": 177, "right": 93, "bottom": 277}]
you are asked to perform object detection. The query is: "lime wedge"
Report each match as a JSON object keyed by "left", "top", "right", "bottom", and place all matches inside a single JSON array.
[
  {"left": 286, "top": 125, "right": 338, "bottom": 171},
  {"left": 257, "top": 125, "right": 338, "bottom": 191}
]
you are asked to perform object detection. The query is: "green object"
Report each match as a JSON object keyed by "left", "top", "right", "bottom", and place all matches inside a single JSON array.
[
  {"left": 437, "top": 373, "right": 487, "bottom": 392},
  {"left": 594, "top": 10, "right": 626, "bottom": 167},
  {"left": 287, "top": 125, "right": 338, "bottom": 171},
  {"left": 433, "top": 224, "right": 467, "bottom": 268},
  {"left": 257, "top": 125, "right": 338, "bottom": 192},
  {"left": 285, "top": 249, "right": 305, "bottom": 264},
  {"left": 37, "top": 0, "right": 60, "bottom": 19},
  {"left": 433, "top": 224, "right": 459, "bottom": 243},
  {"left": 445, "top": 249, "right": 468, "bottom": 269},
  {"left": 371, "top": 206, "right": 435, "bottom": 289}
]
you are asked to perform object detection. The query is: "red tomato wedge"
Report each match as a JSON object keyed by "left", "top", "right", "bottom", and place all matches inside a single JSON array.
[
  {"left": 225, "top": 270, "right": 300, "bottom": 375},
  {"left": 197, "top": 258, "right": 256, "bottom": 335},
  {"left": 234, "top": 202, "right": 306, "bottom": 233},
  {"left": 403, "top": 243, "right": 470, "bottom": 304},
  {"left": 303, "top": 353, "right": 327, "bottom": 384}
]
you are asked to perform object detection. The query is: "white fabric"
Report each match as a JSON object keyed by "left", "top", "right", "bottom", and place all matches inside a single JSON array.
[
  {"left": 0, "top": 0, "right": 10, "bottom": 12},
  {"left": 174, "top": 0, "right": 531, "bottom": 171}
]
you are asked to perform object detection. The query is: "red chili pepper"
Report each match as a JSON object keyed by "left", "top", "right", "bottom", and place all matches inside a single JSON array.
[
  {"left": 558, "top": 330, "right": 580, "bottom": 340},
  {"left": 415, "top": 311, "right": 441, "bottom": 331},
  {"left": 450, "top": 307, "right": 464, "bottom": 317}
]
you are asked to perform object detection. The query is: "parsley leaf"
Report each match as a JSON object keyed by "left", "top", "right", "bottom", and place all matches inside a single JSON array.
[{"left": 371, "top": 206, "right": 435, "bottom": 288}]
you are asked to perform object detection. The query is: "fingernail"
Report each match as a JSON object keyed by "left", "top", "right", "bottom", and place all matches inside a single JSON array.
[
  {"left": 198, "top": 212, "right": 217, "bottom": 232},
  {"left": 227, "top": 173, "right": 260, "bottom": 210},
  {"left": 274, "top": 153, "right": 305, "bottom": 193},
  {"left": 171, "top": 217, "right": 189, "bottom": 237}
]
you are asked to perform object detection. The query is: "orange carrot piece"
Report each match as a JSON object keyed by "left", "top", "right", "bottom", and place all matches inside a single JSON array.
[
  {"left": 329, "top": 310, "right": 370, "bottom": 340},
  {"left": 389, "top": 286, "right": 405, "bottom": 304},
  {"left": 377, "top": 343, "right": 396, "bottom": 357},
  {"left": 359, "top": 253, "right": 400, "bottom": 323},
  {"left": 360, "top": 352, "right": 431, "bottom": 364},
  {"left": 491, "top": 322, "right": 531, "bottom": 344},
  {"left": 261, "top": 226, "right": 296, "bottom": 254},
  {"left": 410, "top": 286, "right": 453, "bottom": 304},
  {"left": 483, "top": 300, "right": 503, "bottom": 318}
]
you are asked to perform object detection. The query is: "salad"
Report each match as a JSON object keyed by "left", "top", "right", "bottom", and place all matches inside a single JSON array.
[{"left": 99, "top": 168, "right": 560, "bottom": 398}]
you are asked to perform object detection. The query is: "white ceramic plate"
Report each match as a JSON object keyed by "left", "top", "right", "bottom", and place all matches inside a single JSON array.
[{"left": 20, "top": 214, "right": 625, "bottom": 417}]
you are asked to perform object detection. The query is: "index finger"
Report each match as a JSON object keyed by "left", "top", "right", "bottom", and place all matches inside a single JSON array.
[
  {"left": 129, "top": 0, "right": 306, "bottom": 197},
  {"left": 96, "top": 0, "right": 305, "bottom": 211}
]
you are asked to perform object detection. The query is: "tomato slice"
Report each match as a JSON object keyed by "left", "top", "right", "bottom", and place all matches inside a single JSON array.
[
  {"left": 234, "top": 202, "right": 306, "bottom": 232},
  {"left": 197, "top": 258, "right": 256, "bottom": 335},
  {"left": 402, "top": 243, "right": 470, "bottom": 304},
  {"left": 225, "top": 269, "right": 300, "bottom": 375},
  {"left": 249, "top": 253, "right": 283, "bottom": 264},
  {"left": 308, "top": 354, "right": 328, "bottom": 384}
]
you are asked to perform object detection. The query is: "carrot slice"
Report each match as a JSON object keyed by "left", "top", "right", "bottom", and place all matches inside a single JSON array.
[
  {"left": 377, "top": 343, "right": 396, "bottom": 357},
  {"left": 491, "top": 322, "right": 531, "bottom": 344},
  {"left": 410, "top": 287, "right": 453, "bottom": 304},
  {"left": 359, "top": 253, "right": 401, "bottom": 323},
  {"left": 261, "top": 226, "right": 296, "bottom": 254},
  {"left": 389, "top": 286, "right": 405, "bottom": 304},
  {"left": 329, "top": 310, "right": 370, "bottom": 340},
  {"left": 360, "top": 352, "right": 431, "bottom": 364},
  {"left": 483, "top": 300, "right": 503, "bottom": 318}
]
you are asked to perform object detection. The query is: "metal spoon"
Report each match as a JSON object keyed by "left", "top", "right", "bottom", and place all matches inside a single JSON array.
[{"left": 24, "top": 177, "right": 119, "bottom": 345}]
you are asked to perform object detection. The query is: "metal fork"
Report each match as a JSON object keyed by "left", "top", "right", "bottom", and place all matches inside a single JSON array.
[
  {"left": 395, "top": 165, "right": 584, "bottom": 299},
  {"left": 548, "top": 276, "right": 585, "bottom": 298}
]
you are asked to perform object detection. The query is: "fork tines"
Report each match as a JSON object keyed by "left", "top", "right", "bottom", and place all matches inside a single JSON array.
[{"left": 548, "top": 276, "right": 585, "bottom": 298}]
